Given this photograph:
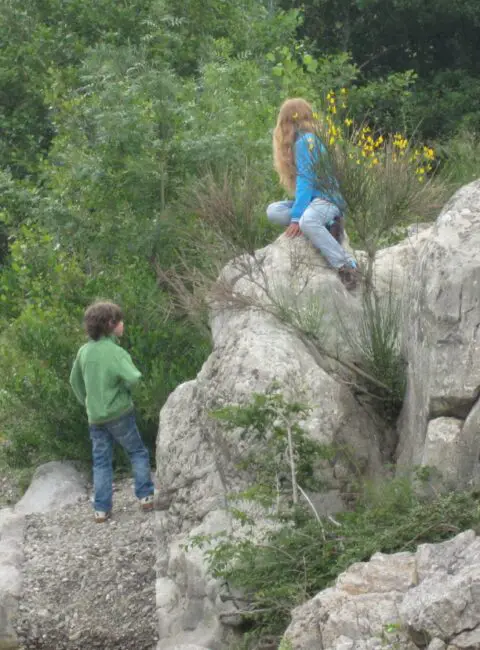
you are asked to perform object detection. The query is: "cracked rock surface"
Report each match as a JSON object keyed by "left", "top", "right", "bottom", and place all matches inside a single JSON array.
[
  {"left": 283, "top": 530, "right": 480, "bottom": 650},
  {"left": 397, "top": 179, "right": 480, "bottom": 487}
]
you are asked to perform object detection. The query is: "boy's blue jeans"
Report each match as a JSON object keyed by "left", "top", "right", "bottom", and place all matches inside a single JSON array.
[{"left": 89, "top": 411, "right": 154, "bottom": 512}]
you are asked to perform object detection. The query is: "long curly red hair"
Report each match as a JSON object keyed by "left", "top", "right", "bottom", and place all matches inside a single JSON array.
[{"left": 273, "top": 98, "right": 317, "bottom": 193}]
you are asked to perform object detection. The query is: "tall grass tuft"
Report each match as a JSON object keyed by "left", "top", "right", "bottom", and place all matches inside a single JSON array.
[
  {"left": 345, "top": 287, "right": 406, "bottom": 421},
  {"left": 181, "top": 163, "right": 277, "bottom": 255}
]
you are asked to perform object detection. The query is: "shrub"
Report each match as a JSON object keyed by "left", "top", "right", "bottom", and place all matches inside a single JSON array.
[
  {"left": 155, "top": 162, "right": 280, "bottom": 332},
  {"left": 192, "top": 391, "right": 480, "bottom": 646},
  {"left": 181, "top": 164, "right": 278, "bottom": 255},
  {"left": 311, "top": 90, "right": 451, "bottom": 286},
  {"left": 0, "top": 226, "right": 210, "bottom": 469},
  {"left": 211, "top": 389, "right": 333, "bottom": 509}
]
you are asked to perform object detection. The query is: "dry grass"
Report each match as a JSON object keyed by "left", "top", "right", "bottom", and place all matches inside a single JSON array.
[{"left": 181, "top": 163, "right": 276, "bottom": 255}]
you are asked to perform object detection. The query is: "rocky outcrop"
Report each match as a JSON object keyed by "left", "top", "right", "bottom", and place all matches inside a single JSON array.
[
  {"left": 15, "top": 460, "right": 88, "bottom": 515},
  {"left": 397, "top": 180, "right": 480, "bottom": 487},
  {"left": 154, "top": 181, "right": 480, "bottom": 647},
  {"left": 154, "top": 237, "right": 394, "bottom": 649},
  {"left": 282, "top": 530, "right": 480, "bottom": 650}
]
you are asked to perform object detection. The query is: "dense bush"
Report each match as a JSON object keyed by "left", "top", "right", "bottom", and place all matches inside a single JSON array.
[{"left": 0, "top": 226, "right": 209, "bottom": 467}]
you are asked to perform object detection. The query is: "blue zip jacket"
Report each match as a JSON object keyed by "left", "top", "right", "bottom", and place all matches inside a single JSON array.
[{"left": 291, "top": 132, "right": 346, "bottom": 222}]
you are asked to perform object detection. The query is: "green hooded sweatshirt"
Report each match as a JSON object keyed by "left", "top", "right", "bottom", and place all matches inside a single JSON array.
[{"left": 69, "top": 336, "right": 141, "bottom": 424}]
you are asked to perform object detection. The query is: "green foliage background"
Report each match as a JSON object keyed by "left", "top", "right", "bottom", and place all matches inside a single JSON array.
[{"left": 0, "top": 0, "right": 479, "bottom": 468}]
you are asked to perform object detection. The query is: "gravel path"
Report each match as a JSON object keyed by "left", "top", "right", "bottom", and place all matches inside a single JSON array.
[{"left": 14, "top": 479, "right": 158, "bottom": 649}]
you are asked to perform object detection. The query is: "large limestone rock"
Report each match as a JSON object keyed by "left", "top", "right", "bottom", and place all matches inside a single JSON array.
[
  {"left": 371, "top": 223, "right": 432, "bottom": 299},
  {"left": 282, "top": 530, "right": 480, "bottom": 650},
  {"left": 397, "top": 180, "right": 480, "bottom": 486},
  {"left": 154, "top": 180, "right": 480, "bottom": 647},
  {"left": 155, "top": 236, "right": 387, "bottom": 649}
]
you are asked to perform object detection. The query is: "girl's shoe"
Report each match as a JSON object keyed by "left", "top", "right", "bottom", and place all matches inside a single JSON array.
[
  {"left": 94, "top": 510, "right": 111, "bottom": 523},
  {"left": 338, "top": 264, "right": 358, "bottom": 291},
  {"left": 139, "top": 495, "right": 154, "bottom": 512}
]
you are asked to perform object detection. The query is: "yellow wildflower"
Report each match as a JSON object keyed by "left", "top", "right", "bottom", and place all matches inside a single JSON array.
[{"left": 423, "top": 146, "right": 435, "bottom": 160}]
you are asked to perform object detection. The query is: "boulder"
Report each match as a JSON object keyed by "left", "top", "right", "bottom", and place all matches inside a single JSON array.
[
  {"left": 371, "top": 223, "right": 432, "bottom": 299},
  {"left": 282, "top": 530, "right": 480, "bottom": 649},
  {"left": 15, "top": 461, "right": 88, "bottom": 515},
  {"left": 400, "top": 531, "right": 480, "bottom": 644},
  {"left": 155, "top": 235, "right": 387, "bottom": 649},
  {"left": 154, "top": 181, "right": 480, "bottom": 646},
  {"left": 397, "top": 180, "right": 480, "bottom": 487}
]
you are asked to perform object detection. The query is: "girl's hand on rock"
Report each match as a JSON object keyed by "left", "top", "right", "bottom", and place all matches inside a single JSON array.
[{"left": 285, "top": 223, "right": 301, "bottom": 238}]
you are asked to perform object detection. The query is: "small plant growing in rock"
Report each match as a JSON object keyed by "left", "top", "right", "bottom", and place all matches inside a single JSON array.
[
  {"left": 380, "top": 622, "right": 404, "bottom": 648},
  {"left": 340, "top": 286, "right": 406, "bottom": 423},
  {"left": 211, "top": 387, "right": 333, "bottom": 511}
]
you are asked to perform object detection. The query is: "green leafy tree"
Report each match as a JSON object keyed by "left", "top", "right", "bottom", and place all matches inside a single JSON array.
[{"left": 281, "top": 0, "right": 480, "bottom": 137}]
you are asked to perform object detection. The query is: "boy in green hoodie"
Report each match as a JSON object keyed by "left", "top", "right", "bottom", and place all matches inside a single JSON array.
[{"left": 70, "top": 301, "right": 154, "bottom": 523}]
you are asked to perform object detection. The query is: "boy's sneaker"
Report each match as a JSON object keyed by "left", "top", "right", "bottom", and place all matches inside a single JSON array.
[
  {"left": 94, "top": 510, "right": 111, "bottom": 523},
  {"left": 139, "top": 495, "right": 154, "bottom": 512},
  {"left": 338, "top": 263, "right": 359, "bottom": 291}
]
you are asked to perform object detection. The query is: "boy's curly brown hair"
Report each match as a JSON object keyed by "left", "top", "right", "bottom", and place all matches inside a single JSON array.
[{"left": 84, "top": 301, "right": 123, "bottom": 340}]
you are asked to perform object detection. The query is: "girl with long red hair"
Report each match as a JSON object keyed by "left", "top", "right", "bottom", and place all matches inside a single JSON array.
[{"left": 267, "top": 98, "right": 357, "bottom": 289}]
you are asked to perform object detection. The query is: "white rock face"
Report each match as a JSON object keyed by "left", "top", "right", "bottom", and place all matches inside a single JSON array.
[
  {"left": 282, "top": 530, "right": 480, "bottom": 650},
  {"left": 397, "top": 180, "right": 480, "bottom": 486},
  {"left": 155, "top": 236, "right": 387, "bottom": 649},
  {"left": 372, "top": 223, "right": 432, "bottom": 300},
  {"left": 155, "top": 181, "right": 480, "bottom": 648}
]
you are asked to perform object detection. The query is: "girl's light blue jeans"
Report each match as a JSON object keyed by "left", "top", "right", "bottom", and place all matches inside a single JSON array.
[
  {"left": 266, "top": 198, "right": 354, "bottom": 269},
  {"left": 89, "top": 411, "right": 154, "bottom": 512}
]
